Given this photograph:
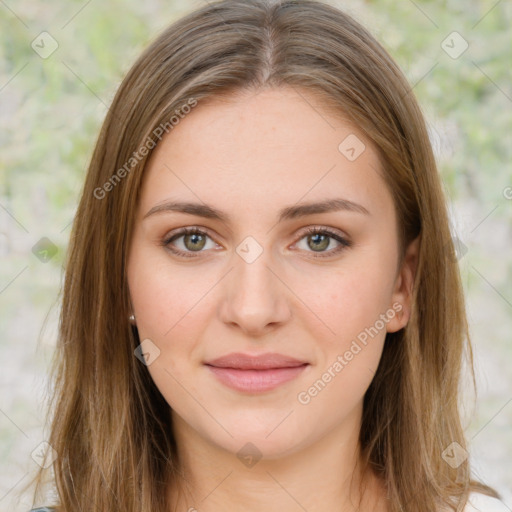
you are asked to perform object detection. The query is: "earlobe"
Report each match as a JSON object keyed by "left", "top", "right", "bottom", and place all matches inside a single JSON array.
[{"left": 387, "top": 234, "right": 420, "bottom": 333}]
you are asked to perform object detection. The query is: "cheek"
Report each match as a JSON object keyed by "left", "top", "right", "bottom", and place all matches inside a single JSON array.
[
  {"left": 294, "top": 271, "right": 389, "bottom": 415},
  {"left": 292, "top": 262, "right": 394, "bottom": 342},
  {"left": 128, "top": 243, "right": 205, "bottom": 337},
  {"left": 128, "top": 253, "right": 208, "bottom": 407}
]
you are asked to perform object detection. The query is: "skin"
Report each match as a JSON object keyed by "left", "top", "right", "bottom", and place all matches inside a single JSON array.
[{"left": 127, "top": 86, "right": 419, "bottom": 512}]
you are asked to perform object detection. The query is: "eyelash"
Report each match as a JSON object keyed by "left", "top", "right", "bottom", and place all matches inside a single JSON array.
[{"left": 161, "top": 226, "right": 352, "bottom": 259}]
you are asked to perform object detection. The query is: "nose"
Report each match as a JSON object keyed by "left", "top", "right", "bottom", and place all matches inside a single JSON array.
[{"left": 218, "top": 245, "right": 291, "bottom": 337}]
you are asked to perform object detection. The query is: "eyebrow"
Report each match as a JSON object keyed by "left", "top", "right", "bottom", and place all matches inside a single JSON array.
[{"left": 143, "top": 197, "right": 370, "bottom": 223}]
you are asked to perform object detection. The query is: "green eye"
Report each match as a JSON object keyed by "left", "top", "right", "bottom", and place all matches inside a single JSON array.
[
  {"left": 294, "top": 227, "right": 351, "bottom": 258},
  {"left": 163, "top": 228, "right": 216, "bottom": 258}
]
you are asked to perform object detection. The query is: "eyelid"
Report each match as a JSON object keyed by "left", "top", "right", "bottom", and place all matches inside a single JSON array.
[
  {"left": 162, "top": 225, "right": 220, "bottom": 246},
  {"left": 291, "top": 225, "right": 352, "bottom": 258}
]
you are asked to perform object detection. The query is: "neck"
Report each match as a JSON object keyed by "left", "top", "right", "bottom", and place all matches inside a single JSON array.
[{"left": 167, "top": 405, "right": 388, "bottom": 512}]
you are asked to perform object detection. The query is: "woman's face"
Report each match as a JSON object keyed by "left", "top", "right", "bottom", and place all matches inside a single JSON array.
[{"left": 127, "top": 86, "right": 417, "bottom": 459}]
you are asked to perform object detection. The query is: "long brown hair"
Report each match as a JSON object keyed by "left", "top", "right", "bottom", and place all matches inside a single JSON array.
[{"left": 26, "top": 1, "right": 500, "bottom": 510}]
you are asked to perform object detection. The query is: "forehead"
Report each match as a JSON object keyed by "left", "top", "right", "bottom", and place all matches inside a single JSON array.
[{"left": 138, "top": 86, "right": 393, "bottom": 224}]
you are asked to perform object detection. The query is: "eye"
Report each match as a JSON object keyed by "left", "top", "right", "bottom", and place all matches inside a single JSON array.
[
  {"left": 293, "top": 226, "right": 351, "bottom": 258},
  {"left": 162, "top": 227, "right": 218, "bottom": 258}
]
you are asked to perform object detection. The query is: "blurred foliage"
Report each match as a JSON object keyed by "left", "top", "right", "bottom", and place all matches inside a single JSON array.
[{"left": 365, "top": 0, "right": 512, "bottom": 208}]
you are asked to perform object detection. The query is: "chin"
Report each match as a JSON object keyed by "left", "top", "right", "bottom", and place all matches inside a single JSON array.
[{"left": 204, "top": 415, "right": 311, "bottom": 461}]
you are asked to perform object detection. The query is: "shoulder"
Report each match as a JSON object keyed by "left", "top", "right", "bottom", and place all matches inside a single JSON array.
[{"left": 463, "top": 492, "right": 509, "bottom": 512}]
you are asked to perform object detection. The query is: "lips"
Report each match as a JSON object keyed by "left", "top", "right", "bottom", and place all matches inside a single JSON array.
[
  {"left": 204, "top": 352, "right": 310, "bottom": 393},
  {"left": 204, "top": 352, "right": 308, "bottom": 370}
]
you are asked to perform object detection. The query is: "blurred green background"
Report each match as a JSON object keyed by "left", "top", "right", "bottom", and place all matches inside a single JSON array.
[{"left": 1, "top": 0, "right": 511, "bottom": 510}]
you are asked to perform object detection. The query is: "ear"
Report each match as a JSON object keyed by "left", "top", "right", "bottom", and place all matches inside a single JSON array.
[{"left": 386, "top": 235, "right": 420, "bottom": 333}]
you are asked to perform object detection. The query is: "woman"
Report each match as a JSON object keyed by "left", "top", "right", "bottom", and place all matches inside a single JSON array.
[{"left": 27, "top": 1, "right": 505, "bottom": 511}]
